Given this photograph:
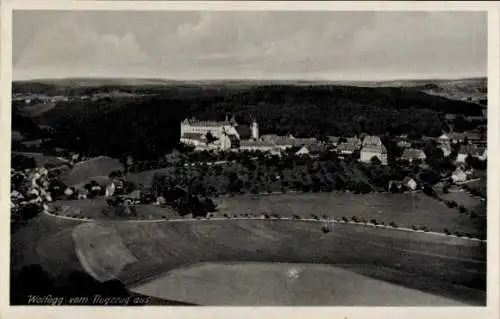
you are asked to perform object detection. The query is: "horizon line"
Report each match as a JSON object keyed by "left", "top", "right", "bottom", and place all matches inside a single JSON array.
[{"left": 12, "top": 74, "right": 487, "bottom": 83}]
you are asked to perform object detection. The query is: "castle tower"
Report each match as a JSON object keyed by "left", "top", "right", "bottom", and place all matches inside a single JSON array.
[{"left": 251, "top": 119, "right": 259, "bottom": 140}]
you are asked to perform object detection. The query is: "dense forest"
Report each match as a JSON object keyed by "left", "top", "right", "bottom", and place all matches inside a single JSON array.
[
  {"left": 43, "top": 96, "right": 186, "bottom": 161},
  {"left": 181, "top": 85, "right": 482, "bottom": 137}
]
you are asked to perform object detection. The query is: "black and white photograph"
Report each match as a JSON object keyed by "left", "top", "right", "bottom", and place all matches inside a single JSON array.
[{"left": 4, "top": 2, "right": 496, "bottom": 312}]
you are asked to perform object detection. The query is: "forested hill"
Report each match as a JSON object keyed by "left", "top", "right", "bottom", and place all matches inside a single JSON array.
[
  {"left": 46, "top": 96, "right": 186, "bottom": 161},
  {"left": 180, "top": 85, "right": 482, "bottom": 137}
]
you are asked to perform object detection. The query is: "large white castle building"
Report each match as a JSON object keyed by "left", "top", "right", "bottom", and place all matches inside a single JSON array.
[
  {"left": 181, "top": 117, "right": 240, "bottom": 140},
  {"left": 180, "top": 116, "right": 259, "bottom": 151}
]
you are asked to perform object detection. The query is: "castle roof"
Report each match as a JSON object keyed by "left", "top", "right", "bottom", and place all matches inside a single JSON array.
[{"left": 182, "top": 118, "right": 231, "bottom": 127}]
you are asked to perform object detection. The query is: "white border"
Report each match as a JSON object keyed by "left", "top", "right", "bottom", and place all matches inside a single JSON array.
[{"left": 1, "top": 2, "right": 499, "bottom": 319}]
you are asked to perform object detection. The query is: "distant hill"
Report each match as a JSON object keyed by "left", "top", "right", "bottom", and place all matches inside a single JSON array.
[{"left": 12, "top": 76, "right": 487, "bottom": 89}]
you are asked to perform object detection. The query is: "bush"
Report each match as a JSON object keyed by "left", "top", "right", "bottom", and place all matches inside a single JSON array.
[
  {"left": 446, "top": 200, "right": 457, "bottom": 208},
  {"left": 458, "top": 205, "right": 467, "bottom": 214},
  {"left": 469, "top": 211, "right": 479, "bottom": 218},
  {"left": 342, "top": 216, "right": 349, "bottom": 223},
  {"left": 389, "top": 221, "right": 397, "bottom": 228},
  {"left": 443, "top": 228, "right": 450, "bottom": 235},
  {"left": 370, "top": 219, "right": 378, "bottom": 225},
  {"left": 412, "top": 225, "right": 419, "bottom": 231},
  {"left": 351, "top": 216, "right": 359, "bottom": 223},
  {"left": 223, "top": 213, "right": 229, "bottom": 219}
]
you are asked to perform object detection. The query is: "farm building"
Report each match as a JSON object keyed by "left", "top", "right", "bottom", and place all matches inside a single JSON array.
[{"left": 360, "top": 135, "right": 387, "bottom": 165}]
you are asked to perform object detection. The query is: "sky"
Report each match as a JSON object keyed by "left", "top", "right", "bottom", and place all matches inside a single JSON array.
[{"left": 12, "top": 11, "right": 487, "bottom": 81}]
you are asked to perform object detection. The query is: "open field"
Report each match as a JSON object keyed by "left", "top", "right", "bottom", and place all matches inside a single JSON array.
[
  {"left": 214, "top": 192, "right": 485, "bottom": 239},
  {"left": 438, "top": 190, "right": 486, "bottom": 215},
  {"left": 11, "top": 214, "right": 486, "bottom": 305},
  {"left": 131, "top": 262, "right": 468, "bottom": 306}
]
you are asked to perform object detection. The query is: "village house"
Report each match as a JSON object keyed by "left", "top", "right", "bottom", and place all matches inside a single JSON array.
[
  {"left": 402, "top": 177, "right": 418, "bottom": 190},
  {"left": 295, "top": 146, "right": 310, "bottom": 156},
  {"left": 336, "top": 142, "right": 359, "bottom": 155},
  {"left": 400, "top": 148, "right": 427, "bottom": 163},
  {"left": 360, "top": 135, "right": 388, "bottom": 165},
  {"left": 456, "top": 144, "right": 487, "bottom": 163},
  {"left": 294, "top": 144, "right": 327, "bottom": 157},
  {"left": 451, "top": 167, "right": 468, "bottom": 183}
]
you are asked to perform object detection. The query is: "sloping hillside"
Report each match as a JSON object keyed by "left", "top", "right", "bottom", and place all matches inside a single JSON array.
[{"left": 11, "top": 215, "right": 486, "bottom": 305}]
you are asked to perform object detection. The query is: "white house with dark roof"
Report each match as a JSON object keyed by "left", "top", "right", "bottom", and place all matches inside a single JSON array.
[
  {"left": 402, "top": 177, "right": 418, "bottom": 190},
  {"left": 181, "top": 116, "right": 240, "bottom": 141},
  {"left": 451, "top": 167, "right": 467, "bottom": 183},
  {"left": 360, "top": 135, "right": 387, "bottom": 165}
]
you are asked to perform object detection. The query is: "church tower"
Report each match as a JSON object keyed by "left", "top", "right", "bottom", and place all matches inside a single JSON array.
[{"left": 251, "top": 119, "right": 259, "bottom": 140}]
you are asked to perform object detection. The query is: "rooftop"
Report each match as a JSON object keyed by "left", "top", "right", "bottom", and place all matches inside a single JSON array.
[
  {"left": 182, "top": 118, "right": 231, "bottom": 127},
  {"left": 240, "top": 140, "right": 276, "bottom": 148},
  {"left": 401, "top": 148, "right": 426, "bottom": 160},
  {"left": 362, "top": 135, "right": 382, "bottom": 147}
]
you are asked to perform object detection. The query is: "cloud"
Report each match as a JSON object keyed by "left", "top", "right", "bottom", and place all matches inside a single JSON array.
[
  {"left": 15, "top": 15, "right": 149, "bottom": 75},
  {"left": 13, "top": 11, "right": 487, "bottom": 80}
]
